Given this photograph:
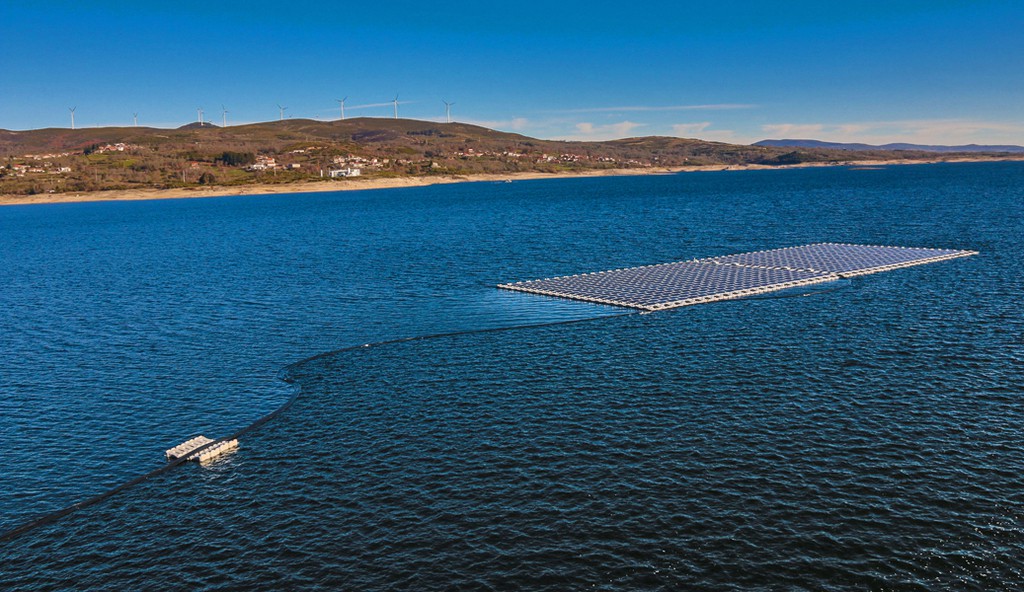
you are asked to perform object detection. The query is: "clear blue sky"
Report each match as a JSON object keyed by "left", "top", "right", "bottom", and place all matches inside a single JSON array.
[{"left": 2, "top": 0, "right": 1022, "bottom": 144}]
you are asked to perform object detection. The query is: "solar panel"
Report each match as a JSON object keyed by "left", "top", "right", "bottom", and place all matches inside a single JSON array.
[
  {"left": 708, "top": 243, "right": 975, "bottom": 277},
  {"left": 498, "top": 243, "right": 976, "bottom": 311}
]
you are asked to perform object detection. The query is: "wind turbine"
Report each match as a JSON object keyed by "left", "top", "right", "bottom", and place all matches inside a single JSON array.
[
  {"left": 392, "top": 94, "right": 399, "bottom": 119},
  {"left": 221, "top": 105, "right": 228, "bottom": 128},
  {"left": 133, "top": 112, "right": 138, "bottom": 127},
  {"left": 336, "top": 97, "right": 347, "bottom": 120},
  {"left": 443, "top": 100, "right": 455, "bottom": 124},
  {"left": 278, "top": 104, "right": 288, "bottom": 121},
  {"left": 69, "top": 106, "right": 76, "bottom": 130},
  {"left": 197, "top": 107, "right": 204, "bottom": 126}
]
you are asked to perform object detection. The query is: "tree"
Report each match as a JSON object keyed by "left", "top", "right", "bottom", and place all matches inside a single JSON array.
[{"left": 217, "top": 151, "right": 255, "bottom": 167}]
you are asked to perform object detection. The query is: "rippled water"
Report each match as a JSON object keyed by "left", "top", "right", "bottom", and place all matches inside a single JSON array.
[{"left": 2, "top": 163, "right": 1023, "bottom": 589}]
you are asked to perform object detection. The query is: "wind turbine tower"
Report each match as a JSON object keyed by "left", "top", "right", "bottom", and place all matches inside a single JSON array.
[
  {"left": 69, "top": 106, "right": 76, "bottom": 130},
  {"left": 133, "top": 112, "right": 138, "bottom": 127},
  {"left": 278, "top": 104, "right": 288, "bottom": 121},
  {"left": 443, "top": 100, "right": 455, "bottom": 124},
  {"left": 337, "top": 97, "right": 347, "bottom": 120},
  {"left": 197, "top": 107, "right": 204, "bottom": 126},
  {"left": 393, "top": 95, "right": 399, "bottom": 119},
  {"left": 222, "top": 105, "right": 229, "bottom": 128}
]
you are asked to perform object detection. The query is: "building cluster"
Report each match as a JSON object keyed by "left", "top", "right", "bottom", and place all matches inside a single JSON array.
[
  {"left": 247, "top": 155, "right": 278, "bottom": 171},
  {"left": 7, "top": 162, "right": 72, "bottom": 177},
  {"left": 536, "top": 153, "right": 594, "bottom": 164},
  {"left": 246, "top": 158, "right": 302, "bottom": 171},
  {"left": 93, "top": 143, "right": 137, "bottom": 153},
  {"left": 22, "top": 152, "right": 74, "bottom": 160},
  {"left": 332, "top": 155, "right": 387, "bottom": 168},
  {"left": 1, "top": 134, "right": 657, "bottom": 191},
  {"left": 451, "top": 148, "right": 529, "bottom": 159},
  {"left": 325, "top": 154, "right": 391, "bottom": 178},
  {"left": 442, "top": 149, "right": 642, "bottom": 166},
  {"left": 317, "top": 147, "right": 653, "bottom": 172}
]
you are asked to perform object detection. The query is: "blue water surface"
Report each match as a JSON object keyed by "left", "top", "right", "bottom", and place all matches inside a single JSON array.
[{"left": 1, "top": 163, "right": 1022, "bottom": 590}]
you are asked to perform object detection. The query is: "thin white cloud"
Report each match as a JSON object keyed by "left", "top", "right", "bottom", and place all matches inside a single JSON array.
[
  {"left": 560, "top": 104, "right": 756, "bottom": 114},
  {"left": 671, "top": 122, "right": 711, "bottom": 136},
  {"left": 556, "top": 120, "right": 646, "bottom": 141},
  {"left": 606, "top": 121, "right": 644, "bottom": 136},
  {"left": 704, "top": 130, "right": 745, "bottom": 143},
  {"left": 348, "top": 101, "right": 413, "bottom": 110},
  {"left": 460, "top": 117, "right": 530, "bottom": 131},
  {"left": 836, "top": 124, "right": 871, "bottom": 134},
  {"left": 761, "top": 119, "right": 1024, "bottom": 145},
  {"left": 761, "top": 123, "right": 825, "bottom": 137},
  {"left": 670, "top": 122, "right": 744, "bottom": 144}
]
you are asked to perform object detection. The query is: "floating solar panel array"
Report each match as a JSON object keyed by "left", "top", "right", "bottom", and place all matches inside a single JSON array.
[
  {"left": 707, "top": 243, "right": 976, "bottom": 277},
  {"left": 498, "top": 243, "right": 976, "bottom": 311}
]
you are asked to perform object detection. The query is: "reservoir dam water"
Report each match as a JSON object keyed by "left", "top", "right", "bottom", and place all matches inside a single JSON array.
[{"left": 1, "top": 162, "right": 1022, "bottom": 590}]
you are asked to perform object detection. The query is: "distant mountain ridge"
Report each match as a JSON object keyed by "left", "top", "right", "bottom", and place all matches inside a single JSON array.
[{"left": 754, "top": 139, "right": 1024, "bottom": 153}]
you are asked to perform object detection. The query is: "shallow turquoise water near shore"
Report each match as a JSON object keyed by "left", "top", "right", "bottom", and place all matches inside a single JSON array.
[{"left": 2, "top": 163, "right": 1023, "bottom": 589}]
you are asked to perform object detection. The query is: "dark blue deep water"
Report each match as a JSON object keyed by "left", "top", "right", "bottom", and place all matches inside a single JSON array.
[{"left": 1, "top": 163, "right": 1023, "bottom": 590}]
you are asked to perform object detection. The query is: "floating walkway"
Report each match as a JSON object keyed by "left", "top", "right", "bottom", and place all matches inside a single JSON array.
[
  {"left": 497, "top": 243, "right": 977, "bottom": 311},
  {"left": 165, "top": 435, "right": 238, "bottom": 463}
]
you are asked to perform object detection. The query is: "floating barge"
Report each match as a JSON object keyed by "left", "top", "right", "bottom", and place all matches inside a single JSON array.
[
  {"left": 165, "top": 435, "right": 238, "bottom": 463},
  {"left": 498, "top": 243, "right": 977, "bottom": 311}
]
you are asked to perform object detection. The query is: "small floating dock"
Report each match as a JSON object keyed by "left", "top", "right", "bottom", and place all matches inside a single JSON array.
[
  {"left": 498, "top": 243, "right": 976, "bottom": 311},
  {"left": 193, "top": 439, "right": 239, "bottom": 463},
  {"left": 165, "top": 435, "right": 238, "bottom": 463},
  {"left": 165, "top": 436, "right": 214, "bottom": 461}
]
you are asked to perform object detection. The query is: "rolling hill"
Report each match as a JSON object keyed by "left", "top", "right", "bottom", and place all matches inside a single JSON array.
[{"left": 1, "top": 118, "right": 1019, "bottom": 197}]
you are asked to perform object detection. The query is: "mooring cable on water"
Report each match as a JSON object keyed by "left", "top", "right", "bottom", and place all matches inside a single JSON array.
[
  {"left": 0, "top": 309, "right": 640, "bottom": 544},
  {"left": 0, "top": 273, "right": 867, "bottom": 544}
]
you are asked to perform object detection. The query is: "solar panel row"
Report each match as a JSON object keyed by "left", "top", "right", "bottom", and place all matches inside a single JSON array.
[
  {"left": 498, "top": 243, "right": 976, "bottom": 311},
  {"left": 708, "top": 243, "right": 975, "bottom": 276}
]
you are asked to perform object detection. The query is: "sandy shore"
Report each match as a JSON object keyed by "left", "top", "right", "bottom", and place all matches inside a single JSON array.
[{"left": 2, "top": 157, "right": 1021, "bottom": 207}]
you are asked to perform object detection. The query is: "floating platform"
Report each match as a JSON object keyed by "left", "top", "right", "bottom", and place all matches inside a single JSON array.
[
  {"left": 165, "top": 436, "right": 214, "bottom": 461},
  {"left": 193, "top": 439, "right": 239, "bottom": 463},
  {"left": 165, "top": 435, "right": 238, "bottom": 463},
  {"left": 705, "top": 243, "right": 976, "bottom": 277},
  {"left": 497, "top": 243, "right": 976, "bottom": 311}
]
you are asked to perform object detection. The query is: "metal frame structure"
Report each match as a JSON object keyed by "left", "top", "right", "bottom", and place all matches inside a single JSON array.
[{"left": 497, "top": 243, "right": 977, "bottom": 311}]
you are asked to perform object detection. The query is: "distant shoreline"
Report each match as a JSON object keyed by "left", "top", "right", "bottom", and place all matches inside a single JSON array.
[{"left": 2, "top": 156, "right": 1021, "bottom": 207}]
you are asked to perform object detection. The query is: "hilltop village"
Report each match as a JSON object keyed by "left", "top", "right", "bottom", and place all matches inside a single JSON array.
[
  {"left": 1, "top": 118, "right": 1019, "bottom": 198},
  {"left": 0, "top": 121, "right": 678, "bottom": 196}
]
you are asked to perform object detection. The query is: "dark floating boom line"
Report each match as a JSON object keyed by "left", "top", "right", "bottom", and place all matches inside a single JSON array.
[
  {"left": 0, "top": 242, "right": 976, "bottom": 544},
  {"left": 497, "top": 243, "right": 977, "bottom": 311}
]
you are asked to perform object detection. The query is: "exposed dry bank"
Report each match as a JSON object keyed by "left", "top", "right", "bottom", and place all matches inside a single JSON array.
[{"left": 2, "top": 157, "right": 1021, "bottom": 207}]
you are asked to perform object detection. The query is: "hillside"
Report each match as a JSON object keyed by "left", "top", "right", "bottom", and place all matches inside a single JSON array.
[{"left": 0, "top": 118, "right": 1018, "bottom": 197}]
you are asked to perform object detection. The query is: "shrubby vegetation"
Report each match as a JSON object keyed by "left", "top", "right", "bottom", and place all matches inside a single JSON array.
[
  {"left": 216, "top": 151, "right": 255, "bottom": 167},
  {"left": 0, "top": 118, "right": 998, "bottom": 197}
]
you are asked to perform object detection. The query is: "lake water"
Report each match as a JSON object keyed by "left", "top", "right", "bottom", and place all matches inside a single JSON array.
[{"left": 2, "top": 163, "right": 1023, "bottom": 589}]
